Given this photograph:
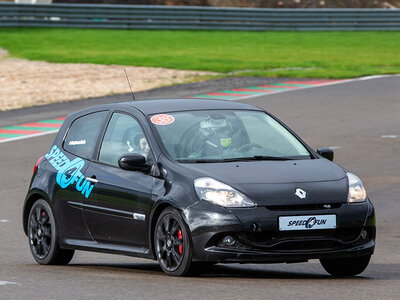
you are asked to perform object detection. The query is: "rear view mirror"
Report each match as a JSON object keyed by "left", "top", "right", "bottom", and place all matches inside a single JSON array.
[
  {"left": 118, "top": 154, "right": 150, "bottom": 172},
  {"left": 317, "top": 148, "right": 334, "bottom": 161}
]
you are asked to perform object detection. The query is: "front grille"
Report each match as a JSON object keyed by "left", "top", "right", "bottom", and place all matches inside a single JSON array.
[
  {"left": 266, "top": 240, "right": 344, "bottom": 252},
  {"left": 266, "top": 203, "right": 342, "bottom": 211},
  {"left": 246, "top": 227, "right": 362, "bottom": 250}
]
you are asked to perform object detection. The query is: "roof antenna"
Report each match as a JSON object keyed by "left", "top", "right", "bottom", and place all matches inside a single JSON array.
[{"left": 124, "top": 69, "right": 135, "bottom": 101}]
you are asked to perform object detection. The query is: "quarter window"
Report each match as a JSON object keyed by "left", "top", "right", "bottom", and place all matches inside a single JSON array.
[
  {"left": 63, "top": 111, "right": 108, "bottom": 159},
  {"left": 99, "top": 113, "right": 150, "bottom": 167}
]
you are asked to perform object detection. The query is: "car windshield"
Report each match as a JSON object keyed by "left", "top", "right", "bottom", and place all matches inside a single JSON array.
[{"left": 150, "top": 110, "right": 311, "bottom": 163}]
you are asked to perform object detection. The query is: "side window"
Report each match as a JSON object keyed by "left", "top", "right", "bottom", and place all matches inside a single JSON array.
[
  {"left": 63, "top": 111, "right": 108, "bottom": 159},
  {"left": 99, "top": 113, "right": 150, "bottom": 167}
]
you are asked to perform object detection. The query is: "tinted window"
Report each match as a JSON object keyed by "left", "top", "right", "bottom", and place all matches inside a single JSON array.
[
  {"left": 63, "top": 111, "right": 108, "bottom": 159},
  {"left": 99, "top": 113, "right": 150, "bottom": 167}
]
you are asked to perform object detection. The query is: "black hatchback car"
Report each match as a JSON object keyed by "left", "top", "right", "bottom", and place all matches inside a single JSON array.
[{"left": 23, "top": 99, "right": 375, "bottom": 276}]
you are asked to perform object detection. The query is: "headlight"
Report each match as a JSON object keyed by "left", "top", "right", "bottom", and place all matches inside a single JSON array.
[
  {"left": 347, "top": 172, "right": 366, "bottom": 203},
  {"left": 194, "top": 177, "right": 255, "bottom": 208}
]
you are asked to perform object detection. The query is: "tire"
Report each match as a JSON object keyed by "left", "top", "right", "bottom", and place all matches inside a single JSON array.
[
  {"left": 320, "top": 255, "right": 371, "bottom": 277},
  {"left": 154, "top": 207, "right": 193, "bottom": 276},
  {"left": 27, "top": 199, "right": 74, "bottom": 265}
]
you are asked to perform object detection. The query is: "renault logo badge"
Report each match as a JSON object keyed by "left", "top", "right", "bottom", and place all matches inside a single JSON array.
[{"left": 295, "top": 188, "right": 307, "bottom": 199}]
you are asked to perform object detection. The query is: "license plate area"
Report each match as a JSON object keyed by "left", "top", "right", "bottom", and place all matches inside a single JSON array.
[{"left": 279, "top": 214, "right": 336, "bottom": 231}]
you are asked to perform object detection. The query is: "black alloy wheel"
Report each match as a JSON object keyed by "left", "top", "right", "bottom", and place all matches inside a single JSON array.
[
  {"left": 29, "top": 203, "right": 52, "bottom": 259},
  {"left": 154, "top": 207, "right": 192, "bottom": 276},
  {"left": 27, "top": 199, "right": 74, "bottom": 265}
]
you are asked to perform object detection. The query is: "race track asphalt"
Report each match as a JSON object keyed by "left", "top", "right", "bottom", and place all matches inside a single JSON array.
[{"left": 0, "top": 76, "right": 399, "bottom": 299}]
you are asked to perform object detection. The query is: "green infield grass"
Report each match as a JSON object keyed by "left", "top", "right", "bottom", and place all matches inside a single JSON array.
[{"left": 0, "top": 28, "right": 399, "bottom": 78}]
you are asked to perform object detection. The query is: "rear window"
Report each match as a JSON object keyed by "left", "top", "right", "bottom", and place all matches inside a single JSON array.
[{"left": 63, "top": 111, "right": 108, "bottom": 159}]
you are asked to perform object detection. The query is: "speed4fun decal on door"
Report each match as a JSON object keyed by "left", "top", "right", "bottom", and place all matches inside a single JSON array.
[{"left": 44, "top": 145, "right": 94, "bottom": 198}]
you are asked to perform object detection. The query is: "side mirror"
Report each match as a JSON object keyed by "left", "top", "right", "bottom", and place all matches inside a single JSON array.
[
  {"left": 118, "top": 153, "right": 150, "bottom": 172},
  {"left": 317, "top": 148, "right": 334, "bottom": 161}
]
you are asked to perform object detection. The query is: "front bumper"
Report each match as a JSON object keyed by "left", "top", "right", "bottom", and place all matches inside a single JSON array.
[
  {"left": 183, "top": 199, "right": 375, "bottom": 263},
  {"left": 205, "top": 240, "right": 375, "bottom": 263}
]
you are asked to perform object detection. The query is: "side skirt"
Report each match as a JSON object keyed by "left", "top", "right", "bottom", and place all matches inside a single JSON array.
[{"left": 59, "top": 238, "right": 155, "bottom": 260}]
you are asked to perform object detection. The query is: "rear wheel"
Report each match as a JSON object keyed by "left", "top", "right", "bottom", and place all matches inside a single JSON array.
[
  {"left": 154, "top": 207, "right": 192, "bottom": 276},
  {"left": 27, "top": 199, "right": 74, "bottom": 265},
  {"left": 320, "top": 255, "right": 371, "bottom": 277}
]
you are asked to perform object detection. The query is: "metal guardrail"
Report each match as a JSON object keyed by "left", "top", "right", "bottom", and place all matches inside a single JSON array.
[{"left": 0, "top": 3, "right": 399, "bottom": 31}]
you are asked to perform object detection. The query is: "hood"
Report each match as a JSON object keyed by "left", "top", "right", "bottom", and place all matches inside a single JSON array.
[{"left": 183, "top": 159, "right": 348, "bottom": 206}]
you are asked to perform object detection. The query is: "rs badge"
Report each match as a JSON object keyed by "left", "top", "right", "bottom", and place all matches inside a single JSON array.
[{"left": 295, "top": 188, "right": 307, "bottom": 199}]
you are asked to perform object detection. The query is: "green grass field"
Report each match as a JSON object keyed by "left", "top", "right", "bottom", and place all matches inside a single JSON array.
[{"left": 0, "top": 28, "right": 399, "bottom": 78}]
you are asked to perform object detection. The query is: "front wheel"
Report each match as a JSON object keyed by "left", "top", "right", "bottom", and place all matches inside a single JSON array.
[
  {"left": 27, "top": 199, "right": 74, "bottom": 265},
  {"left": 320, "top": 255, "right": 371, "bottom": 277},
  {"left": 154, "top": 207, "right": 193, "bottom": 276}
]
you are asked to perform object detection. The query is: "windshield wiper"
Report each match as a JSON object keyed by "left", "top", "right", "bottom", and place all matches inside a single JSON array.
[
  {"left": 221, "top": 156, "right": 291, "bottom": 162},
  {"left": 178, "top": 156, "right": 292, "bottom": 163},
  {"left": 177, "top": 159, "right": 222, "bottom": 163}
]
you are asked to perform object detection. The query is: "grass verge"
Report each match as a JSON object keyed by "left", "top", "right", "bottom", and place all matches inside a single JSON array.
[{"left": 0, "top": 28, "right": 399, "bottom": 78}]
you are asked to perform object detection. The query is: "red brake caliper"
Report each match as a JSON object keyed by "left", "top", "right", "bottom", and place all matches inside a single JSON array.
[{"left": 178, "top": 229, "right": 183, "bottom": 254}]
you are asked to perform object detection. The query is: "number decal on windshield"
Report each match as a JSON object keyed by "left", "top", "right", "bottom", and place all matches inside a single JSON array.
[{"left": 151, "top": 114, "right": 175, "bottom": 126}]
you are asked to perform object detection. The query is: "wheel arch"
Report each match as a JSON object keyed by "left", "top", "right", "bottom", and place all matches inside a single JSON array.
[
  {"left": 23, "top": 190, "right": 52, "bottom": 235},
  {"left": 149, "top": 200, "right": 188, "bottom": 259}
]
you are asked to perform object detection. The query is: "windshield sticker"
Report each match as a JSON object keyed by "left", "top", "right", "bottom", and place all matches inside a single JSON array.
[
  {"left": 151, "top": 114, "right": 175, "bottom": 126},
  {"left": 68, "top": 140, "right": 86, "bottom": 146},
  {"left": 44, "top": 145, "right": 94, "bottom": 198}
]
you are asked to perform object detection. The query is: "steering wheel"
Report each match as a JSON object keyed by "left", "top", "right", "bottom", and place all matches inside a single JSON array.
[{"left": 237, "top": 143, "right": 263, "bottom": 153}]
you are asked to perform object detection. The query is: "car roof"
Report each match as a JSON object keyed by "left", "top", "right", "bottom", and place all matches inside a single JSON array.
[
  {"left": 65, "top": 99, "right": 265, "bottom": 123},
  {"left": 118, "top": 98, "right": 263, "bottom": 115}
]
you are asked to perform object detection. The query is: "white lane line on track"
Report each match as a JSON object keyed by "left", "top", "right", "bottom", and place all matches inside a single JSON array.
[
  {"left": 381, "top": 135, "right": 399, "bottom": 138},
  {"left": 0, "top": 219, "right": 10, "bottom": 223},
  {"left": 327, "top": 146, "right": 341, "bottom": 150},
  {"left": 358, "top": 74, "right": 400, "bottom": 81},
  {"left": 230, "top": 74, "right": 400, "bottom": 102},
  {"left": 0, "top": 130, "right": 59, "bottom": 144},
  {"left": 0, "top": 281, "right": 21, "bottom": 286}
]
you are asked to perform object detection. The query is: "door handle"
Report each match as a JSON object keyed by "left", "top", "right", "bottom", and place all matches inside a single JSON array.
[{"left": 86, "top": 176, "right": 98, "bottom": 184}]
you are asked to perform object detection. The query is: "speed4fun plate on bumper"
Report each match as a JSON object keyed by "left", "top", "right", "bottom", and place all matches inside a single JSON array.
[{"left": 279, "top": 214, "right": 337, "bottom": 231}]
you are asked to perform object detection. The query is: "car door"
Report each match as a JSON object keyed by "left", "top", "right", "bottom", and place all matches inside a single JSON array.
[
  {"left": 53, "top": 110, "right": 109, "bottom": 240},
  {"left": 83, "top": 112, "right": 155, "bottom": 248}
]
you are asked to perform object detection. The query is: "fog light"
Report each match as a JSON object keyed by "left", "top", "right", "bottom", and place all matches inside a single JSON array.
[
  {"left": 361, "top": 229, "right": 368, "bottom": 240},
  {"left": 223, "top": 235, "right": 235, "bottom": 246}
]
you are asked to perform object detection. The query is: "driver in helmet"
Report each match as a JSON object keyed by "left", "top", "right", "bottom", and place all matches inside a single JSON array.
[{"left": 190, "top": 116, "right": 235, "bottom": 158}]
